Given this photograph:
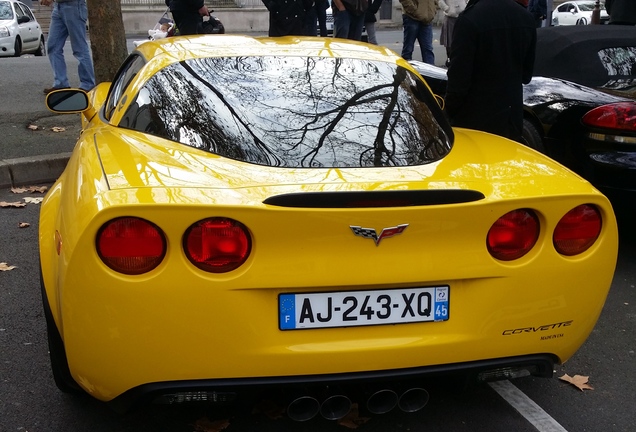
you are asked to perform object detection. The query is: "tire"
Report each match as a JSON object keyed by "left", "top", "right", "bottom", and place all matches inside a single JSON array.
[
  {"left": 13, "top": 37, "right": 21, "bottom": 57},
  {"left": 35, "top": 36, "right": 46, "bottom": 56},
  {"left": 576, "top": 17, "right": 587, "bottom": 25},
  {"left": 40, "top": 273, "right": 84, "bottom": 395},
  {"left": 521, "top": 118, "right": 546, "bottom": 153}
]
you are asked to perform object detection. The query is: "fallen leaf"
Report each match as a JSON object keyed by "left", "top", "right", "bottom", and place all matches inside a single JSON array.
[
  {"left": 23, "top": 197, "right": 43, "bottom": 204},
  {"left": 559, "top": 374, "right": 594, "bottom": 391},
  {"left": 0, "top": 201, "right": 26, "bottom": 208},
  {"left": 51, "top": 126, "right": 66, "bottom": 132},
  {"left": 12, "top": 186, "right": 48, "bottom": 194},
  {"left": 251, "top": 398, "right": 285, "bottom": 420},
  {"left": 28, "top": 124, "right": 39, "bottom": 130},
  {"left": 0, "top": 262, "right": 17, "bottom": 271},
  {"left": 337, "top": 403, "right": 370, "bottom": 429},
  {"left": 18, "top": 222, "right": 30, "bottom": 228},
  {"left": 192, "top": 417, "right": 230, "bottom": 432}
]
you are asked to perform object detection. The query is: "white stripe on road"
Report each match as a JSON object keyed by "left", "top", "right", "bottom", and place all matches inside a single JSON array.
[{"left": 488, "top": 380, "right": 568, "bottom": 432}]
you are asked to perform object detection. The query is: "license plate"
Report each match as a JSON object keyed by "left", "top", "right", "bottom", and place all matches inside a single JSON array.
[{"left": 279, "top": 286, "right": 449, "bottom": 330}]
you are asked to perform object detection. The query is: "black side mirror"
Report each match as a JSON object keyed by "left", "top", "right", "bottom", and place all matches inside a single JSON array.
[{"left": 17, "top": 16, "right": 30, "bottom": 24}]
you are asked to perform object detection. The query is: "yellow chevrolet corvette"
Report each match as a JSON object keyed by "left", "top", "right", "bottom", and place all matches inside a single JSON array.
[{"left": 41, "top": 35, "right": 618, "bottom": 417}]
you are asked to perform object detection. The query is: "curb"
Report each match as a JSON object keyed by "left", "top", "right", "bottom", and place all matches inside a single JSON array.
[{"left": 0, "top": 153, "right": 71, "bottom": 189}]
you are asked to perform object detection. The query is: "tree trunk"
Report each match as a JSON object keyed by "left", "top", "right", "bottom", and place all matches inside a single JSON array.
[{"left": 86, "top": 0, "right": 128, "bottom": 84}]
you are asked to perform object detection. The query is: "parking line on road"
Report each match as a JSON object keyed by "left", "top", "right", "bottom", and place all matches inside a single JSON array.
[{"left": 489, "top": 380, "right": 568, "bottom": 432}]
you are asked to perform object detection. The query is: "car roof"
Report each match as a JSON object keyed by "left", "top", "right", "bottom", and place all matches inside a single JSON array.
[{"left": 132, "top": 34, "right": 406, "bottom": 68}]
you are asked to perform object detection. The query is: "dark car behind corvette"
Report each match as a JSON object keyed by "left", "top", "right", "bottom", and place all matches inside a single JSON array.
[{"left": 410, "top": 27, "right": 636, "bottom": 223}]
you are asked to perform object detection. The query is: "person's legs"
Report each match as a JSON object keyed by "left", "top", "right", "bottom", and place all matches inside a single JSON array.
[
  {"left": 400, "top": 14, "right": 417, "bottom": 60},
  {"left": 46, "top": 2, "right": 70, "bottom": 89},
  {"left": 62, "top": 0, "right": 95, "bottom": 91},
  {"left": 173, "top": 11, "right": 200, "bottom": 35},
  {"left": 348, "top": 13, "right": 364, "bottom": 40},
  {"left": 317, "top": 4, "right": 328, "bottom": 36},
  {"left": 333, "top": 9, "right": 351, "bottom": 39},
  {"left": 417, "top": 21, "right": 434, "bottom": 65},
  {"left": 366, "top": 22, "right": 377, "bottom": 44},
  {"left": 304, "top": 6, "right": 318, "bottom": 36}
]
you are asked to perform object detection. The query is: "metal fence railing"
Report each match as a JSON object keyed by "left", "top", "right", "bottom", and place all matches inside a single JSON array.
[{"left": 120, "top": 0, "right": 266, "bottom": 8}]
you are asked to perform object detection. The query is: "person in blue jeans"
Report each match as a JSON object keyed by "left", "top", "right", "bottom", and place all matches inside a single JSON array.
[
  {"left": 332, "top": 0, "right": 367, "bottom": 41},
  {"left": 40, "top": 0, "right": 95, "bottom": 94},
  {"left": 398, "top": 0, "right": 437, "bottom": 64}
]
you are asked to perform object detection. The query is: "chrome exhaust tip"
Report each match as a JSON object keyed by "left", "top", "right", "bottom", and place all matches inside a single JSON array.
[
  {"left": 398, "top": 388, "right": 429, "bottom": 413},
  {"left": 366, "top": 389, "right": 399, "bottom": 414},
  {"left": 287, "top": 395, "right": 320, "bottom": 422},
  {"left": 320, "top": 394, "right": 352, "bottom": 420}
]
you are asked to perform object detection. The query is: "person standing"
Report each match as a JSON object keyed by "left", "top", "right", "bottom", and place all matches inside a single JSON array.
[
  {"left": 262, "top": 0, "right": 312, "bottom": 36},
  {"left": 364, "top": 0, "right": 384, "bottom": 44},
  {"left": 445, "top": 0, "right": 536, "bottom": 143},
  {"left": 166, "top": 0, "right": 209, "bottom": 36},
  {"left": 606, "top": 0, "right": 636, "bottom": 25},
  {"left": 40, "top": 0, "right": 95, "bottom": 94},
  {"left": 527, "top": 0, "right": 546, "bottom": 27},
  {"left": 398, "top": 0, "right": 438, "bottom": 64},
  {"left": 438, "top": 0, "right": 467, "bottom": 66},
  {"left": 316, "top": 0, "right": 330, "bottom": 36},
  {"left": 332, "top": 0, "right": 368, "bottom": 41}
]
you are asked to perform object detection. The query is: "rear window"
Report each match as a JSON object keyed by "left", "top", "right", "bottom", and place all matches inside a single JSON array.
[{"left": 120, "top": 56, "right": 452, "bottom": 168}]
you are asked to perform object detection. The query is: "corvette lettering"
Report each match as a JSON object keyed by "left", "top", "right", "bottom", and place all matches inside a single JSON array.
[
  {"left": 502, "top": 320, "right": 573, "bottom": 335},
  {"left": 350, "top": 224, "right": 409, "bottom": 246}
]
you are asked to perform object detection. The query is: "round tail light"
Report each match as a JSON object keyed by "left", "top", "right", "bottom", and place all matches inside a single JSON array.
[
  {"left": 183, "top": 218, "right": 251, "bottom": 273},
  {"left": 553, "top": 204, "right": 602, "bottom": 256},
  {"left": 487, "top": 209, "right": 539, "bottom": 261},
  {"left": 97, "top": 217, "right": 166, "bottom": 274}
]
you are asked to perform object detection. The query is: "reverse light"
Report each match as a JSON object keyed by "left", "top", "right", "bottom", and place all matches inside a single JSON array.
[
  {"left": 183, "top": 217, "right": 251, "bottom": 273},
  {"left": 582, "top": 102, "right": 636, "bottom": 131},
  {"left": 553, "top": 204, "right": 602, "bottom": 256},
  {"left": 487, "top": 209, "right": 539, "bottom": 261},
  {"left": 97, "top": 217, "right": 166, "bottom": 274}
]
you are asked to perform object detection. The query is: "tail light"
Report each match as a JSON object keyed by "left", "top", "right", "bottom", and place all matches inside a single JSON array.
[
  {"left": 183, "top": 217, "right": 251, "bottom": 273},
  {"left": 553, "top": 204, "right": 601, "bottom": 256},
  {"left": 97, "top": 217, "right": 166, "bottom": 274},
  {"left": 582, "top": 102, "right": 636, "bottom": 131},
  {"left": 487, "top": 209, "right": 539, "bottom": 261}
]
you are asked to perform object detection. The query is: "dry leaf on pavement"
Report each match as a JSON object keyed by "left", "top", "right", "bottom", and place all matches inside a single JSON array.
[
  {"left": 251, "top": 398, "right": 285, "bottom": 420},
  {"left": 28, "top": 124, "right": 39, "bottom": 130},
  {"left": 559, "top": 374, "right": 594, "bottom": 391},
  {"left": 18, "top": 222, "right": 30, "bottom": 228},
  {"left": 11, "top": 186, "right": 48, "bottom": 194},
  {"left": 0, "top": 201, "right": 26, "bottom": 208},
  {"left": 337, "top": 403, "right": 370, "bottom": 429},
  {"left": 192, "top": 417, "right": 230, "bottom": 432},
  {"left": 0, "top": 262, "right": 17, "bottom": 271},
  {"left": 23, "top": 197, "right": 43, "bottom": 204},
  {"left": 51, "top": 126, "right": 66, "bottom": 132}
]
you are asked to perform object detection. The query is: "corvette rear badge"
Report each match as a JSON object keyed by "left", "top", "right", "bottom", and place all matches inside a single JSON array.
[{"left": 350, "top": 224, "right": 409, "bottom": 246}]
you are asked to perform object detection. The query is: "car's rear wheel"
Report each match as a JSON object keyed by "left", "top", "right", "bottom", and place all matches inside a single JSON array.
[
  {"left": 521, "top": 118, "right": 545, "bottom": 153},
  {"left": 13, "top": 37, "right": 21, "bottom": 57},
  {"left": 40, "top": 273, "right": 84, "bottom": 395},
  {"left": 35, "top": 36, "right": 46, "bottom": 56},
  {"left": 576, "top": 17, "right": 587, "bottom": 25}
]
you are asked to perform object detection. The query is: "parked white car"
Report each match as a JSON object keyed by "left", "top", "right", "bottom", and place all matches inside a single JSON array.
[
  {"left": 0, "top": 0, "right": 45, "bottom": 57},
  {"left": 552, "top": 1, "right": 609, "bottom": 25}
]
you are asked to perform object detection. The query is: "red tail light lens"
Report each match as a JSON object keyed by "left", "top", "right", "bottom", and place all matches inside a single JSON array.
[
  {"left": 553, "top": 204, "right": 601, "bottom": 256},
  {"left": 184, "top": 218, "right": 251, "bottom": 273},
  {"left": 487, "top": 209, "right": 539, "bottom": 261},
  {"left": 582, "top": 102, "right": 636, "bottom": 131},
  {"left": 97, "top": 217, "right": 166, "bottom": 274}
]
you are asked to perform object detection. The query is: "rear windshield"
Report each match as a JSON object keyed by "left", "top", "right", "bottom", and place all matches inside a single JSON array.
[{"left": 120, "top": 56, "right": 452, "bottom": 168}]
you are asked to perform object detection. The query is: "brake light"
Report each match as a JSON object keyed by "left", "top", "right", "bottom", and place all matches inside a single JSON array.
[
  {"left": 487, "top": 209, "right": 539, "bottom": 261},
  {"left": 553, "top": 205, "right": 601, "bottom": 256},
  {"left": 183, "top": 218, "right": 251, "bottom": 273},
  {"left": 97, "top": 217, "right": 166, "bottom": 274},
  {"left": 582, "top": 102, "right": 636, "bottom": 131}
]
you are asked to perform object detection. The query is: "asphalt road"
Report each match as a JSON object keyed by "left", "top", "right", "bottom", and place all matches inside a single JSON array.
[{"left": 1, "top": 29, "right": 635, "bottom": 432}]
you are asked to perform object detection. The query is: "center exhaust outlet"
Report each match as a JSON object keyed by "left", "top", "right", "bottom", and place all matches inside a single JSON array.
[
  {"left": 366, "top": 389, "right": 399, "bottom": 414},
  {"left": 398, "top": 388, "right": 429, "bottom": 412},
  {"left": 287, "top": 396, "right": 320, "bottom": 422},
  {"left": 320, "top": 394, "right": 352, "bottom": 420}
]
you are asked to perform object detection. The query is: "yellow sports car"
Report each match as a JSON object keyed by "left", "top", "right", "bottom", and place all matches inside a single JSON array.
[{"left": 41, "top": 35, "right": 618, "bottom": 417}]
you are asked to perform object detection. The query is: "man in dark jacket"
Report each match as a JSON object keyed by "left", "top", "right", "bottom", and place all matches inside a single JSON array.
[
  {"left": 606, "top": 0, "right": 636, "bottom": 25},
  {"left": 166, "top": 0, "right": 209, "bottom": 35},
  {"left": 445, "top": 0, "right": 536, "bottom": 143},
  {"left": 262, "top": 0, "right": 313, "bottom": 36}
]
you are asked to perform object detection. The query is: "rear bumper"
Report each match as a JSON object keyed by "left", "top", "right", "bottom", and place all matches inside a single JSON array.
[{"left": 110, "top": 354, "right": 556, "bottom": 412}]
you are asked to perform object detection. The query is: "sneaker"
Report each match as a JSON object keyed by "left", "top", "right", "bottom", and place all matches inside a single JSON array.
[{"left": 43, "top": 86, "right": 69, "bottom": 95}]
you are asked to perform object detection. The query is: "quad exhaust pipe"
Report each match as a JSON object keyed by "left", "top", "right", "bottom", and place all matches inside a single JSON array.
[{"left": 286, "top": 387, "right": 429, "bottom": 421}]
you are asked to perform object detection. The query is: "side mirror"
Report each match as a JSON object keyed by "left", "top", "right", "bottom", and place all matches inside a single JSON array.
[
  {"left": 17, "top": 16, "right": 30, "bottom": 24},
  {"left": 46, "top": 89, "right": 89, "bottom": 113}
]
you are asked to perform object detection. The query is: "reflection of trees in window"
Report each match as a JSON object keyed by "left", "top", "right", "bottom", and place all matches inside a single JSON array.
[{"left": 122, "top": 56, "right": 450, "bottom": 168}]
